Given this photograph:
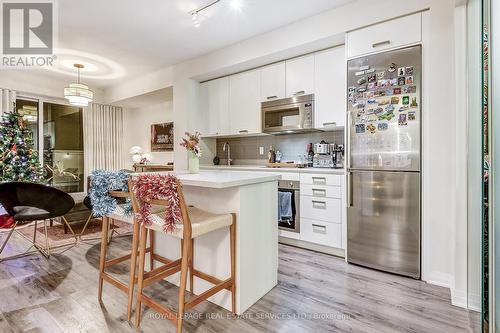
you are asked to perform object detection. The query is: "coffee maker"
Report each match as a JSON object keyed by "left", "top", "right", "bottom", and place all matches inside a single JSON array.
[
  {"left": 332, "top": 144, "right": 344, "bottom": 169},
  {"left": 313, "top": 141, "right": 334, "bottom": 168}
]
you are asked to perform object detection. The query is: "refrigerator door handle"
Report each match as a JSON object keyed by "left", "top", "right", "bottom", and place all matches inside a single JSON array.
[{"left": 347, "top": 172, "right": 353, "bottom": 207}]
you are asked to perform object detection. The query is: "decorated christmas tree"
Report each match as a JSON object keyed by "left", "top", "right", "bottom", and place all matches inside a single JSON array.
[{"left": 0, "top": 105, "right": 44, "bottom": 182}]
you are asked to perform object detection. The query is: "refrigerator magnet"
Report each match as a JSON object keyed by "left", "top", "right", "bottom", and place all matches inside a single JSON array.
[
  {"left": 399, "top": 106, "right": 409, "bottom": 112},
  {"left": 377, "top": 79, "right": 388, "bottom": 88},
  {"left": 391, "top": 97, "right": 400, "bottom": 104},
  {"left": 393, "top": 87, "right": 402, "bottom": 95},
  {"left": 360, "top": 65, "right": 370, "bottom": 71},
  {"left": 408, "top": 111, "right": 416, "bottom": 121},
  {"left": 402, "top": 96, "right": 410, "bottom": 105},
  {"left": 410, "top": 97, "right": 418, "bottom": 108},
  {"left": 385, "top": 105, "right": 395, "bottom": 112},
  {"left": 367, "top": 82, "right": 376, "bottom": 90},
  {"left": 368, "top": 74, "right": 376, "bottom": 83},
  {"left": 375, "top": 90, "right": 386, "bottom": 97},
  {"left": 357, "top": 77, "right": 367, "bottom": 85},
  {"left": 357, "top": 86, "right": 367, "bottom": 93},
  {"left": 406, "top": 86, "right": 417, "bottom": 93},
  {"left": 366, "top": 98, "right": 377, "bottom": 105},
  {"left": 355, "top": 124, "right": 366, "bottom": 133},
  {"left": 389, "top": 78, "right": 398, "bottom": 86},
  {"left": 366, "top": 124, "right": 376, "bottom": 134},
  {"left": 388, "top": 63, "right": 397, "bottom": 73},
  {"left": 364, "top": 92, "right": 375, "bottom": 99},
  {"left": 378, "top": 122, "right": 389, "bottom": 131},
  {"left": 385, "top": 89, "right": 394, "bottom": 96},
  {"left": 378, "top": 99, "right": 389, "bottom": 106},
  {"left": 398, "top": 77, "right": 406, "bottom": 86},
  {"left": 406, "top": 76, "right": 414, "bottom": 85},
  {"left": 405, "top": 66, "right": 414, "bottom": 75},
  {"left": 398, "top": 67, "right": 406, "bottom": 76},
  {"left": 355, "top": 70, "right": 365, "bottom": 76},
  {"left": 398, "top": 113, "right": 408, "bottom": 126},
  {"left": 365, "top": 68, "right": 376, "bottom": 74},
  {"left": 377, "top": 71, "right": 385, "bottom": 79}
]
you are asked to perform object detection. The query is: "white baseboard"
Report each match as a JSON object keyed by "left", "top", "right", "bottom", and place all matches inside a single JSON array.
[
  {"left": 424, "top": 271, "right": 453, "bottom": 288},
  {"left": 451, "top": 288, "right": 468, "bottom": 308}
]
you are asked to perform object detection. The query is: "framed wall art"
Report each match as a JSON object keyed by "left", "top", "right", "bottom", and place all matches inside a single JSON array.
[{"left": 151, "top": 122, "right": 174, "bottom": 152}]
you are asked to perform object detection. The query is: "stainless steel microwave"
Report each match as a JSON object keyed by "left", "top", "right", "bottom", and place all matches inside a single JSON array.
[{"left": 261, "top": 94, "right": 314, "bottom": 134}]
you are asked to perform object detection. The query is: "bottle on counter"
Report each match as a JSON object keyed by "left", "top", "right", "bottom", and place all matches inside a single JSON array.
[
  {"left": 307, "top": 143, "right": 314, "bottom": 167},
  {"left": 275, "top": 150, "right": 282, "bottom": 163},
  {"left": 268, "top": 146, "right": 276, "bottom": 163}
]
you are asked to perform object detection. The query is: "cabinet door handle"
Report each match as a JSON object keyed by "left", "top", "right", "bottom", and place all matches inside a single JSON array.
[
  {"left": 238, "top": 130, "right": 248, "bottom": 133},
  {"left": 372, "top": 40, "right": 391, "bottom": 48},
  {"left": 266, "top": 95, "right": 278, "bottom": 100},
  {"left": 312, "top": 224, "right": 327, "bottom": 234},
  {"left": 323, "top": 122, "right": 336, "bottom": 126},
  {"left": 312, "top": 200, "right": 327, "bottom": 208},
  {"left": 293, "top": 90, "right": 305, "bottom": 96},
  {"left": 312, "top": 176, "right": 327, "bottom": 185},
  {"left": 312, "top": 188, "right": 326, "bottom": 197}
]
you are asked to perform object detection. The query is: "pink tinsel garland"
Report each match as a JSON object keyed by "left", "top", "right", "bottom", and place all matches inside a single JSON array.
[{"left": 131, "top": 174, "right": 182, "bottom": 232}]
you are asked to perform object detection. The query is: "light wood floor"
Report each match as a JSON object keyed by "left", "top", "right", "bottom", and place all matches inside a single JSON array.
[{"left": 0, "top": 233, "right": 480, "bottom": 333}]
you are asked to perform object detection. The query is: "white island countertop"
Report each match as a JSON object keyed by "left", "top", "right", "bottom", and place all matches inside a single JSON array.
[{"left": 173, "top": 170, "right": 280, "bottom": 189}]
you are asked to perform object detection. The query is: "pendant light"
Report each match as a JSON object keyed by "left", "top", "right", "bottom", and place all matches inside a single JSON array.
[{"left": 64, "top": 64, "right": 93, "bottom": 106}]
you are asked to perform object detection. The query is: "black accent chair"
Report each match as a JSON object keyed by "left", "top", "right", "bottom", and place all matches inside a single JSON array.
[{"left": 0, "top": 182, "right": 75, "bottom": 260}]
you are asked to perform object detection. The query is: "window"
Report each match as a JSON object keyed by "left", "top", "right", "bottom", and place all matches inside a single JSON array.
[
  {"left": 15, "top": 97, "right": 85, "bottom": 193},
  {"left": 42, "top": 102, "right": 84, "bottom": 193}
]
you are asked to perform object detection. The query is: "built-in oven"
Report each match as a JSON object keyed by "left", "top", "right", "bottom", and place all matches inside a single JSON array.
[
  {"left": 278, "top": 180, "right": 300, "bottom": 233},
  {"left": 262, "top": 94, "right": 314, "bottom": 134}
]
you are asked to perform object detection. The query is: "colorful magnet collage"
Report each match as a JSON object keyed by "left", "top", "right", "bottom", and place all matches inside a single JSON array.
[{"left": 352, "top": 63, "right": 418, "bottom": 134}]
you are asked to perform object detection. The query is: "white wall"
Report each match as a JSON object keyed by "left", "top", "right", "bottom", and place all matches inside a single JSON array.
[{"left": 122, "top": 101, "right": 174, "bottom": 169}]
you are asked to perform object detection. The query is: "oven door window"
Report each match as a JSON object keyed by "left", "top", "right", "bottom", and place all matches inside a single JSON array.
[
  {"left": 264, "top": 105, "right": 301, "bottom": 130},
  {"left": 278, "top": 189, "right": 297, "bottom": 230}
]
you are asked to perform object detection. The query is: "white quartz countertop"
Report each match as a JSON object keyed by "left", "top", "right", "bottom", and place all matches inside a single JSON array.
[
  {"left": 201, "top": 165, "right": 346, "bottom": 175},
  {"left": 173, "top": 170, "right": 280, "bottom": 189}
]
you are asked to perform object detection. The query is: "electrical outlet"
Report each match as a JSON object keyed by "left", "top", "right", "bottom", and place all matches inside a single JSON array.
[{"left": 259, "top": 146, "right": 264, "bottom": 155}]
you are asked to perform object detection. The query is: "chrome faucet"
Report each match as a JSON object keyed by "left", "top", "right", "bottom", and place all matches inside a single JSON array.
[{"left": 223, "top": 142, "right": 232, "bottom": 166}]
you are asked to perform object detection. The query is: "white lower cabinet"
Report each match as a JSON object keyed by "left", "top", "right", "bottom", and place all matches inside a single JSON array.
[
  {"left": 301, "top": 218, "right": 342, "bottom": 248},
  {"left": 301, "top": 196, "right": 341, "bottom": 223},
  {"left": 299, "top": 173, "right": 344, "bottom": 250}
]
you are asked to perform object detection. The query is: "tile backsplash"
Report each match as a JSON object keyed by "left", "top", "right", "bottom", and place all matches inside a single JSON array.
[{"left": 215, "top": 130, "right": 344, "bottom": 165}]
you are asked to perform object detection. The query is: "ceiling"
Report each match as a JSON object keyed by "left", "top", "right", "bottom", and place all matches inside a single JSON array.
[{"left": 44, "top": 0, "right": 355, "bottom": 88}]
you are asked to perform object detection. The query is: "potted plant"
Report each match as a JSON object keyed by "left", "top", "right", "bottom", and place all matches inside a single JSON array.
[{"left": 180, "top": 131, "right": 201, "bottom": 174}]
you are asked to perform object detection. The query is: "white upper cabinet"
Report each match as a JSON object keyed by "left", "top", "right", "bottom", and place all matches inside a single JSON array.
[
  {"left": 260, "top": 62, "right": 286, "bottom": 102},
  {"left": 285, "top": 54, "right": 315, "bottom": 97},
  {"left": 314, "top": 45, "right": 346, "bottom": 129},
  {"left": 199, "top": 77, "right": 230, "bottom": 136},
  {"left": 347, "top": 13, "right": 422, "bottom": 59},
  {"left": 229, "top": 69, "right": 262, "bottom": 134}
]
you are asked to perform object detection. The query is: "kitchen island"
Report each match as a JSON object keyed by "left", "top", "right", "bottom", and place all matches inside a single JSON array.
[{"left": 150, "top": 171, "right": 280, "bottom": 315}]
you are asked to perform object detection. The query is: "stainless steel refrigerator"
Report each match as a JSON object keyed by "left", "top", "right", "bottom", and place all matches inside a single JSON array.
[{"left": 346, "top": 45, "right": 421, "bottom": 279}]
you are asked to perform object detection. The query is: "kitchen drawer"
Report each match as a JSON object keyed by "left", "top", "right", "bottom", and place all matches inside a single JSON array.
[
  {"left": 300, "top": 196, "right": 341, "bottom": 223},
  {"left": 301, "top": 218, "right": 342, "bottom": 248},
  {"left": 300, "top": 173, "right": 341, "bottom": 186},
  {"left": 347, "top": 13, "right": 422, "bottom": 58},
  {"left": 301, "top": 184, "right": 341, "bottom": 199}
]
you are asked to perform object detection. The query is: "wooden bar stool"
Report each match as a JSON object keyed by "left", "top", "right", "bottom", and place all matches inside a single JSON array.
[
  {"left": 129, "top": 177, "right": 236, "bottom": 333},
  {"left": 97, "top": 191, "right": 171, "bottom": 320}
]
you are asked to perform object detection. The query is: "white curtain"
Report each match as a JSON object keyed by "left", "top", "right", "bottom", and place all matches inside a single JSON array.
[
  {"left": 83, "top": 103, "right": 124, "bottom": 178},
  {"left": 0, "top": 88, "right": 16, "bottom": 116}
]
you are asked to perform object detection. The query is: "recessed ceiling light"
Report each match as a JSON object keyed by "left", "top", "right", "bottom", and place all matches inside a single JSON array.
[{"left": 230, "top": 0, "right": 241, "bottom": 10}]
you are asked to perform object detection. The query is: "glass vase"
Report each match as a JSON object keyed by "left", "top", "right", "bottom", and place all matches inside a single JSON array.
[{"left": 188, "top": 151, "right": 199, "bottom": 174}]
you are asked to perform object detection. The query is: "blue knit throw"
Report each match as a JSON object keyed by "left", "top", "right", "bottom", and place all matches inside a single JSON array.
[{"left": 89, "top": 170, "right": 132, "bottom": 217}]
